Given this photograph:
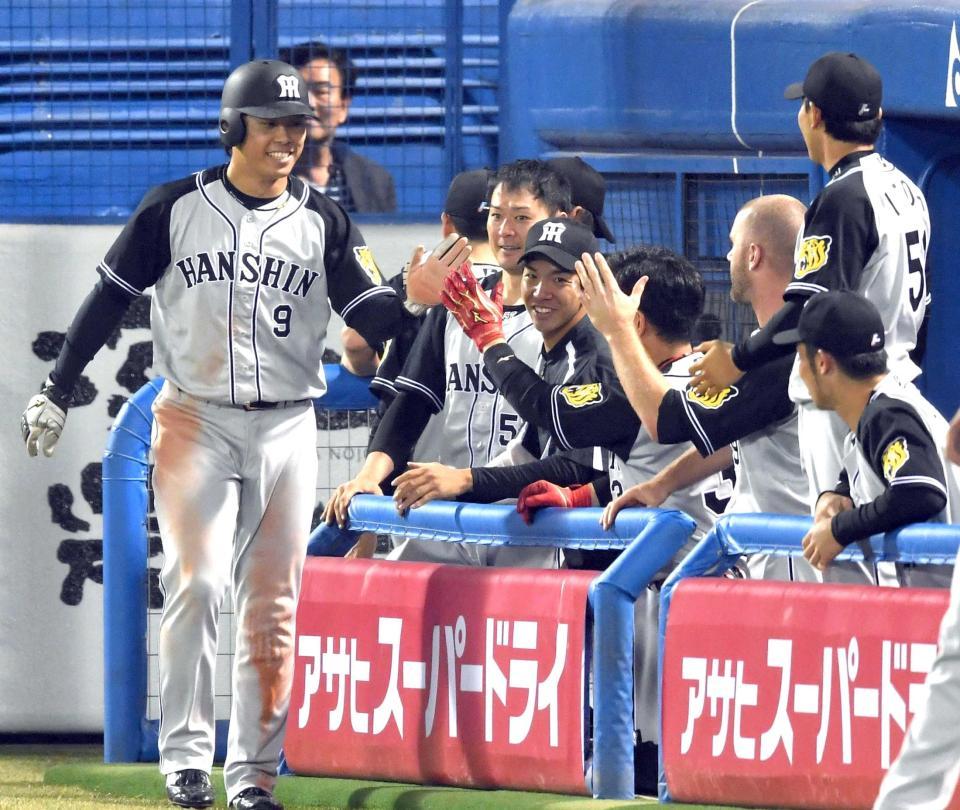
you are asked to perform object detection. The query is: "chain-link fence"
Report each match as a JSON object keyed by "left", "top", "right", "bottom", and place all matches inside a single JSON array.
[
  {"left": 0, "top": 0, "right": 501, "bottom": 222},
  {"left": 602, "top": 171, "right": 810, "bottom": 344}
]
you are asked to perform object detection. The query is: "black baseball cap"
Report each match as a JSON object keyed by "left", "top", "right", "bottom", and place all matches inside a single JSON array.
[
  {"left": 772, "top": 290, "right": 885, "bottom": 357},
  {"left": 520, "top": 217, "right": 599, "bottom": 273},
  {"left": 444, "top": 169, "right": 491, "bottom": 221},
  {"left": 547, "top": 156, "right": 616, "bottom": 243},
  {"left": 784, "top": 52, "right": 882, "bottom": 122}
]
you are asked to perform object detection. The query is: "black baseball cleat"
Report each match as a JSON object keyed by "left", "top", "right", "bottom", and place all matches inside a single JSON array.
[
  {"left": 229, "top": 786, "right": 284, "bottom": 810},
  {"left": 166, "top": 769, "right": 214, "bottom": 808}
]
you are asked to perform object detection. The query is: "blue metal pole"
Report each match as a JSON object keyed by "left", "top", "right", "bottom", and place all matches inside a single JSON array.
[
  {"left": 102, "top": 379, "right": 163, "bottom": 762},
  {"left": 444, "top": 0, "right": 465, "bottom": 182},
  {"left": 229, "top": 0, "right": 254, "bottom": 69},
  {"left": 251, "top": 0, "right": 277, "bottom": 59}
]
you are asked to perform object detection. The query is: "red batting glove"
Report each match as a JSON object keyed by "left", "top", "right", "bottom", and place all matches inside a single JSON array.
[
  {"left": 516, "top": 480, "right": 593, "bottom": 524},
  {"left": 440, "top": 263, "right": 505, "bottom": 353}
]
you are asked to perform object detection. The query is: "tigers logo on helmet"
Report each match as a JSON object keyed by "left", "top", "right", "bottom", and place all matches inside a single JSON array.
[
  {"left": 559, "top": 383, "right": 603, "bottom": 408},
  {"left": 795, "top": 235, "right": 832, "bottom": 279},
  {"left": 686, "top": 385, "right": 739, "bottom": 409},
  {"left": 353, "top": 246, "right": 382, "bottom": 284},
  {"left": 882, "top": 436, "right": 910, "bottom": 481}
]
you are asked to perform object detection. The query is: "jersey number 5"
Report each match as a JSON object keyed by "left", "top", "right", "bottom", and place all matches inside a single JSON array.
[
  {"left": 498, "top": 412, "right": 520, "bottom": 446},
  {"left": 905, "top": 229, "right": 928, "bottom": 312}
]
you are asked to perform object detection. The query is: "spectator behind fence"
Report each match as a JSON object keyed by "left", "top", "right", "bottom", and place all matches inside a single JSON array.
[{"left": 283, "top": 41, "right": 397, "bottom": 213}]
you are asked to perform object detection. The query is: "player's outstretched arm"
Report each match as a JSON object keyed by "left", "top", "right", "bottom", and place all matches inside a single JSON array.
[
  {"left": 391, "top": 462, "right": 473, "bottom": 513},
  {"left": 575, "top": 252, "right": 670, "bottom": 438}
]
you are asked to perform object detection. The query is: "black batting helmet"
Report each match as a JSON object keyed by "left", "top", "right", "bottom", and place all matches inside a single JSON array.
[{"left": 219, "top": 59, "right": 317, "bottom": 148}]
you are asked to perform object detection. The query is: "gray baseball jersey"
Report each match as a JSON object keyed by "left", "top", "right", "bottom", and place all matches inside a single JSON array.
[
  {"left": 658, "top": 352, "right": 808, "bottom": 518},
  {"left": 787, "top": 151, "right": 930, "bottom": 402},
  {"left": 609, "top": 353, "right": 731, "bottom": 537},
  {"left": 100, "top": 166, "right": 399, "bottom": 404}
]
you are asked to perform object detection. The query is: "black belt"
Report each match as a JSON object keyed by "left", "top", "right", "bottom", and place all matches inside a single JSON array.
[
  {"left": 242, "top": 399, "right": 312, "bottom": 411},
  {"left": 169, "top": 386, "right": 311, "bottom": 411}
]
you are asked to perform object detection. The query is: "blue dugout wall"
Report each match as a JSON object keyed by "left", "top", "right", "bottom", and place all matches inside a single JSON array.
[{"left": 504, "top": 0, "right": 960, "bottom": 416}]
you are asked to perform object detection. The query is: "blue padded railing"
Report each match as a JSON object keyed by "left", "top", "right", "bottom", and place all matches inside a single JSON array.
[{"left": 346, "top": 495, "right": 696, "bottom": 800}]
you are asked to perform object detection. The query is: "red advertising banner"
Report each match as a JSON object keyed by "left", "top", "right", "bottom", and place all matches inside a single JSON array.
[
  {"left": 662, "top": 579, "right": 958, "bottom": 809},
  {"left": 285, "top": 558, "right": 594, "bottom": 795}
]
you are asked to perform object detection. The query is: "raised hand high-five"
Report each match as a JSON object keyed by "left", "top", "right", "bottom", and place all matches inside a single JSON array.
[
  {"left": 574, "top": 250, "right": 641, "bottom": 339},
  {"left": 440, "top": 263, "right": 506, "bottom": 353},
  {"left": 405, "top": 233, "right": 473, "bottom": 307}
]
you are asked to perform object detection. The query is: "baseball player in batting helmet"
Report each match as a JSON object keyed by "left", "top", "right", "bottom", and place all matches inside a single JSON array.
[{"left": 21, "top": 58, "right": 465, "bottom": 810}]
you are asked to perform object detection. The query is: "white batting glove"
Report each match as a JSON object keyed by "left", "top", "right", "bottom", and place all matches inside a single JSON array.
[{"left": 21, "top": 377, "right": 69, "bottom": 457}]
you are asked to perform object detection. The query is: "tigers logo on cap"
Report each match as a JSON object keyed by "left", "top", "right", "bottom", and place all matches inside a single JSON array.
[
  {"left": 882, "top": 436, "right": 910, "bottom": 481},
  {"left": 559, "top": 383, "right": 603, "bottom": 408},
  {"left": 353, "top": 246, "right": 382, "bottom": 284},
  {"left": 686, "top": 385, "right": 739, "bottom": 410},
  {"left": 795, "top": 235, "right": 832, "bottom": 279}
]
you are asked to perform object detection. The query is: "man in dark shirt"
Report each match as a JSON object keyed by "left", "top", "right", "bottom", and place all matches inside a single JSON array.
[{"left": 283, "top": 41, "right": 396, "bottom": 213}]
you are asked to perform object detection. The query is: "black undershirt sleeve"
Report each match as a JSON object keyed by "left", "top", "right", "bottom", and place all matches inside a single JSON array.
[
  {"left": 592, "top": 473, "right": 613, "bottom": 506},
  {"left": 832, "top": 486, "right": 946, "bottom": 546},
  {"left": 484, "top": 342, "right": 638, "bottom": 449},
  {"left": 468, "top": 452, "right": 599, "bottom": 503},
  {"left": 483, "top": 343, "right": 554, "bottom": 425},
  {"left": 366, "top": 390, "right": 432, "bottom": 473},
  {"left": 831, "top": 396, "right": 950, "bottom": 544},
  {"left": 832, "top": 468, "right": 852, "bottom": 499},
  {"left": 51, "top": 278, "right": 134, "bottom": 397},
  {"left": 731, "top": 298, "right": 804, "bottom": 371}
]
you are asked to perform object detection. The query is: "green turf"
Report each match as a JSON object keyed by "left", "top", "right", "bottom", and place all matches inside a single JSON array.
[
  {"left": 32, "top": 746, "right": 765, "bottom": 810},
  {"left": 44, "top": 762, "right": 658, "bottom": 809}
]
